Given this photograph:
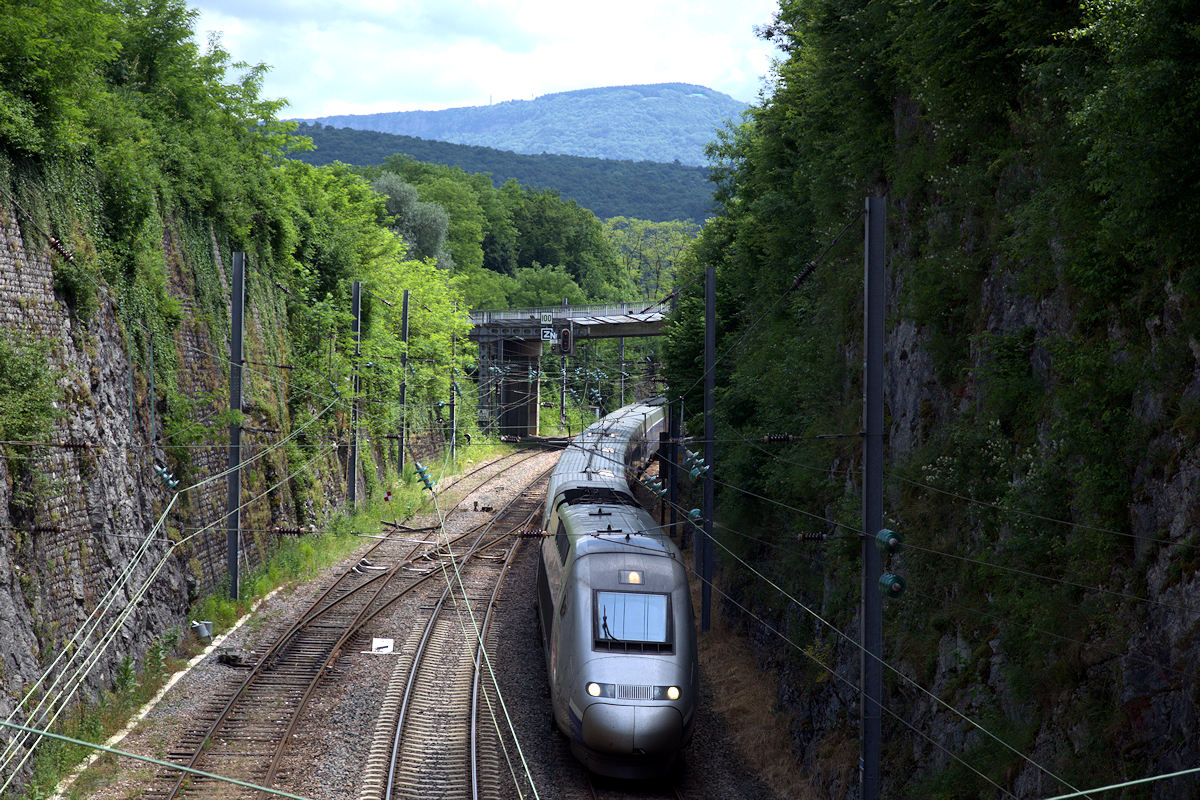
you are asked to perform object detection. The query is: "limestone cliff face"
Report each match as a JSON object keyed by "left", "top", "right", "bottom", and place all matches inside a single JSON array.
[
  {"left": 0, "top": 200, "right": 336, "bottom": 788},
  {"left": 780, "top": 256, "right": 1200, "bottom": 799}
]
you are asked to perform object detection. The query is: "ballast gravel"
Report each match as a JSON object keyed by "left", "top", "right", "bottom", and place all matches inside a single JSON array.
[{"left": 68, "top": 450, "right": 781, "bottom": 800}]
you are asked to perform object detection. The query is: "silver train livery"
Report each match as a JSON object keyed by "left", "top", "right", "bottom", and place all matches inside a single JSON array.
[{"left": 536, "top": 400, "right": 698, "bottom": 778}]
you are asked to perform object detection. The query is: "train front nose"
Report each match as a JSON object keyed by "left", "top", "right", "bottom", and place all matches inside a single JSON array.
[{"left": 581, "top": 702, "right": 684, "bottom": 755}]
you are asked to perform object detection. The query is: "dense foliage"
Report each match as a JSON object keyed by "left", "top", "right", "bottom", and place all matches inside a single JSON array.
[
  {"left": 666, "top": 0, "right": 1200, "bottom": 796},
  {"left": 0, "top": 0, "right": 477, "bottom": 504},
  {"left": 294, "top": 123, "right": 714, "bottom": 223},
  {"left": 0, "top": 0, "right": 682, "bottom": 498},
  {"left": 301, "top": 83, "right": 748, "bottom": 166},
  {"left": 361, "top": 155, "right": 643, "bottom": 308}
]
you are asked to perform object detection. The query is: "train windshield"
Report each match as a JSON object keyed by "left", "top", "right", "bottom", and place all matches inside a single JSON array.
[{"left": 594, "top": 591, "right": 671, "bottom": 652}]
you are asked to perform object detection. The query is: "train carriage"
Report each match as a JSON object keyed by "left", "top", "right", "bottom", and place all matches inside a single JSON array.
[{"left": 536, "top": 401, "right": 698, "bottom": 778}]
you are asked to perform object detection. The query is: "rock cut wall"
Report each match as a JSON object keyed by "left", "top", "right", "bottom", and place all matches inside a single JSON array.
[{"left": 0, "top": 196, "right": 337, "bottom": 791}]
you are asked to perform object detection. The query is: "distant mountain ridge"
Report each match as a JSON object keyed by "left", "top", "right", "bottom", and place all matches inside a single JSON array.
[
  {"left": 291, "top": 123, "right": 713, "bottom": 222},
  {"left": 296, "top": 83, "right": 747, "bottom": 166}
]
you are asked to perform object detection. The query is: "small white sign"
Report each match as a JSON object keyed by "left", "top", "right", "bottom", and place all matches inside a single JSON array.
[
  {"left": 540, "top": 312, "right": 553, "bottom": 325},
  {"left": 541, "top": 327, "right": 554, "bottom": 341},
  {"left": 365, "top": 637, "right": 394, "bottom": 654}
]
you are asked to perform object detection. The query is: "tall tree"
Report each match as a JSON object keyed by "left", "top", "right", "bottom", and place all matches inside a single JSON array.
[{"left": 603, "top": 217, "right": 698, "bottom": 302}]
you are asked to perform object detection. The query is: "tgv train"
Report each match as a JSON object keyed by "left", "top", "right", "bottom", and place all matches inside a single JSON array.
[{"left": 536, "top": 400, "right": 698, "bottom": 778}]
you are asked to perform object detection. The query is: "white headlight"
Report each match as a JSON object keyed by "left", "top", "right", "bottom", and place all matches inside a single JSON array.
[
  {"left": 587, "top": 682, "right": 602, "bottom": 697},
  {"left": 666, "top": 686, "right": 680, "bottom": 701}
]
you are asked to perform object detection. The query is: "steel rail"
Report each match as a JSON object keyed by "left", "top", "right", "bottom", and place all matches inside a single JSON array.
[
  {"left": 159, "top": 450, "right": 548, "bottom": 799},
  {"left": 258, "top": 463, "right": 551, "bottom": 799},
  {"left": 385, "top": 468, "right": 550, "bottom": 800},
  {"left": 469, "top": 520, "right": 526, "bottom": 800}
]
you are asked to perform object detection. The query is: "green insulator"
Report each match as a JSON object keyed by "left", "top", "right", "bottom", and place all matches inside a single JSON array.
[
  {"left": 879, "top": 573, "right": 906, "bottom": 598},
  {"left": 875, "top": 529, "right": 902, "bottom": 554}
]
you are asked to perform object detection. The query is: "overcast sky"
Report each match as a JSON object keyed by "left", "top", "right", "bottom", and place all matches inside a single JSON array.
[{"left": 189, "top": 0, "right": 782, "bottom": 118}]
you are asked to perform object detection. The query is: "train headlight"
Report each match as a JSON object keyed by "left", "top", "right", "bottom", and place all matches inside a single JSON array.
[
  {"left": 652, "top": 685, "right": 682, "bottom": 701},
  {"left": 586, "top": 682, "right": 616, "bottom": 698},
  {"left": 619, "top": 570, "right": 642, "bottom": 585}
]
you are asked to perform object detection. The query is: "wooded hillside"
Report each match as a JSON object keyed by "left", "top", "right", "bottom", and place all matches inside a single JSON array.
[
  {"left": 665, "top": 1, "right": 1200, "bottom": 797},
  {"left": 0, "top": 2, "right": 680, "bottom": 792}
]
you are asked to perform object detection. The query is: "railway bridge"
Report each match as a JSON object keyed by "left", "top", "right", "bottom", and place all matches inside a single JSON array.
[{"left": 467, "top": 301, "right": 668, "bottom": 435}]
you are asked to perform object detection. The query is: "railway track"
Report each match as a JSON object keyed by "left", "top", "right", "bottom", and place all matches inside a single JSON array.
[
  {"left": 143, "top": 449, "right": 552, "bottom": 800},
  {"left": 365, "top": 470, "right": 548, "bottom": 800}
]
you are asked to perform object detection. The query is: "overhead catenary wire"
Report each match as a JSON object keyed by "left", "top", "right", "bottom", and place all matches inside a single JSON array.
[
  {"left": 657, "top": 444, "right": 1200, "bottom": 686},
  {"left": 744, "top": 417, "right": 1174, "bottom": 553},
  {"left": 0, "top": 185, "right": 498, "bottom": 778},
  {"left": 584, "top": 477, "right": 1020, "bottom": 797},
  {"left": 0, "top": 408, "right": 337, "bottom": 784},
  {"left": 603, "top": 441, "right": 1085, "bottom": 798},
  {"left": 689, "top": 563, "right": 1020, "bottom": 800},
  {"left": 1, "top": 440, "right": 340, "bottom": 786},
  {"left": 677, "top": 440, "right": 1196, "bottom": 616},
  {"left": 567, "top": 429, "right": 1109, "bottom": 797},
  {"left": 1041, "top": 766, "right": 1200, "bottom": 799},
  {"left": 564, "top": 419, "right": 1075, "bottom": 792},
  {"left": 0, "top": 432, "right": 338, "bottom": 781},
  {"left": 0, "top": 720, "right": 317, "bottom": 800}
]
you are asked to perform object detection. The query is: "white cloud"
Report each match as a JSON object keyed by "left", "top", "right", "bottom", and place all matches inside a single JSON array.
[{"left": 190, "top": 0, "right": 780, "bottom": 118}]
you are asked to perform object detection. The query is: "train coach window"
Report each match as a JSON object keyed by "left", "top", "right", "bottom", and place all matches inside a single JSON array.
[
  {"left": 556, "top": 487, "right": 639, "bottom": 508},
  {"left": 594, "top": 591, "right": 672, "bottom": 653}
]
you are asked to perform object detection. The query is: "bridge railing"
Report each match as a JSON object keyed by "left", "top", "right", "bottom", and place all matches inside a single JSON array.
[{"left": 469, "top": 301, "right": 670, "bottom": 324}]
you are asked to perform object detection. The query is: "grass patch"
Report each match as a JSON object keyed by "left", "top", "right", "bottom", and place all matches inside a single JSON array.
[{"left": 19, "top": 629, "right": 184, "bottom": 800}]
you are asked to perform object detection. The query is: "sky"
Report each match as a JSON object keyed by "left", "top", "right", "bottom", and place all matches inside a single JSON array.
[{"left": 189, "top": 0, "right": 782, "bottom": 119}]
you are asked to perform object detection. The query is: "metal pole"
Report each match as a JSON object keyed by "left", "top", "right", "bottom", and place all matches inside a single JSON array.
[
  {"left": 400, "top": 289, "right": 409, "bottom": 473},
  {"left": 147, "top": 335, "right": 155, "bottom": 447},
  {"left": 668, "top": 290, "right": 680, "bottom": 545},
  {"left": 450, "top": 318, "right": 457, "bottom": 463},
  {"left": 701, "top": 266, "right": 716, "bottom": 633},
  {"left": 349, "top": 281, "right": 361, "bottom": 508},
  {"left": 128, "top": 317, "right": 135, "bottom": 441},
  {"left": 861, "top": 195, "right": 886, "bottom": 800},
  {"left": 668, "top": 399, "right": 679, "bottom": 540},
  {"left": 619, "top": 336, "right": 625, "bottom": 407},
  {"left": 226, "top": 251, "right": 245, "bottom": 601}
]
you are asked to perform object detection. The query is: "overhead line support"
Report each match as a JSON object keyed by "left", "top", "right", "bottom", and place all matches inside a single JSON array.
[
  {"left": 861, "top": 195, "right": 886, "bottom": 800},
  {"left": 226, "top": 251, "right": 246, "bottom": 600}
]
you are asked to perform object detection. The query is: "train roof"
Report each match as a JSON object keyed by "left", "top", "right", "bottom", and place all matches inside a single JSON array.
[
  {"left": 558, "top": 502, "right": 679, "bottom": 560},
  {"left": 547, "top": 400, "right": 666, "bottom": 504}
]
